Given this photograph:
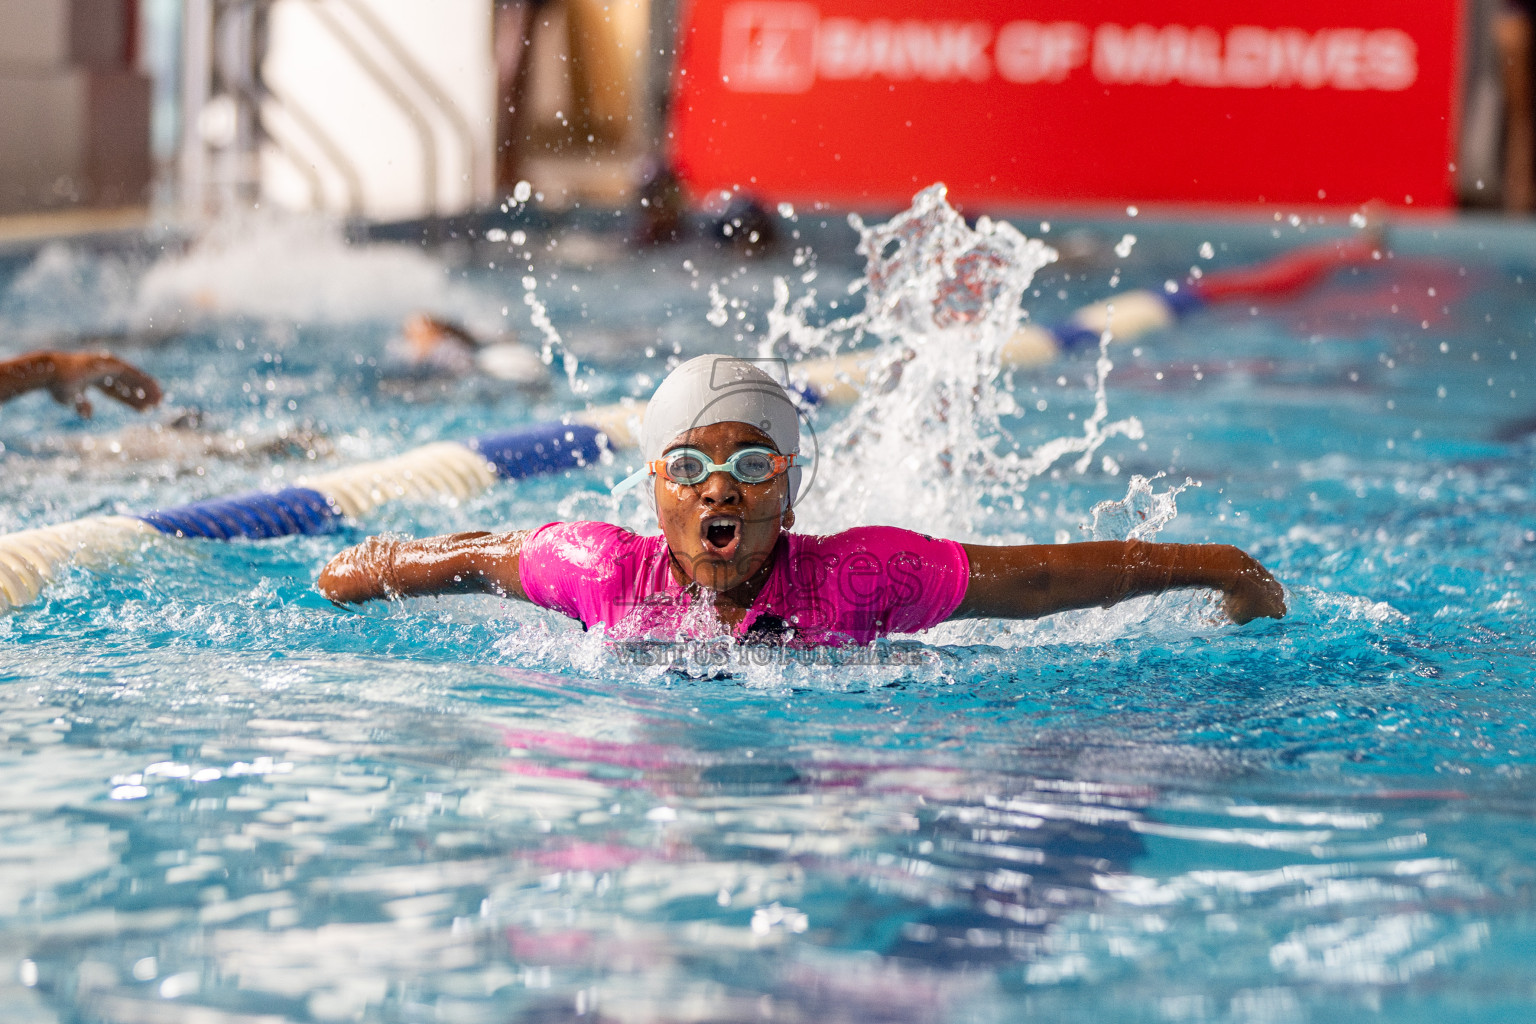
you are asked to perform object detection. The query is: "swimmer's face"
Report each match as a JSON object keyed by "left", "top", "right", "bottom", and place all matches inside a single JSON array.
[
  {"left": 655, "top": 420, "right": 792, "bottom": 594},
  {"left": 403, "top": 313, "right": 439, "bottom": 358}
]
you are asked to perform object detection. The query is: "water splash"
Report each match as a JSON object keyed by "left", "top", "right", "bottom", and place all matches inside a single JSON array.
[
  {"left": 134, "top": 213, "right": 480, "bottom": 325},
  {"left": 1, "top": 241, "right": 144, "bottom": 338},
  {"left": 1087, "top": 474, "right": 1191, "bottom": 542},
  {"left": 520, "top": 272, "right": 581, "bottom": 391},
  {"left": 766, "top": 183, "right": 1142, "bottom": 537}
]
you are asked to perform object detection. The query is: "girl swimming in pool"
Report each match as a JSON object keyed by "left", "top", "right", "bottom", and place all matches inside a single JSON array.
[{"left": 317, "top": 355, "right": 1285, "bottom": 644}]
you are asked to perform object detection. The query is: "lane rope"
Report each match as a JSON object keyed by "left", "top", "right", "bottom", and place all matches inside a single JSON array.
[
  {"left": 2, "top": 233, "right": 1377, "bottom": 612},
  {"left": 0, "top": 423, "right": 604, "bottom": 611}
]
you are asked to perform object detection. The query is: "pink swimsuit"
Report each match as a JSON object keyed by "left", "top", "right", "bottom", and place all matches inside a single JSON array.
[{"left": 517, "top": 522, "right": 970, "bottom": 645}]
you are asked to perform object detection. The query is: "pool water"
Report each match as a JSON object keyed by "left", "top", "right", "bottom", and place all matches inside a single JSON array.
[{"left": 1, "top": 198, "right": 1534, "bottom": 1023}]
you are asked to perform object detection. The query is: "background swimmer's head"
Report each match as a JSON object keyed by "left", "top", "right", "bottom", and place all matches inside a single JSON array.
[{"left": 639, "top": 354, "right": 805, "bottom": 512}]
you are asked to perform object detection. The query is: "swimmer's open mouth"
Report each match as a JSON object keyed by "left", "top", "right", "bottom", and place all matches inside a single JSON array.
[{"left": 703, "top": 516, "right": 741, "bottom": 558}]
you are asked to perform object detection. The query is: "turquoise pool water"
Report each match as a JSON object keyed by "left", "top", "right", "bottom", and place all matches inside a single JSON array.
[{"left": 1, "top": 203, "right": 1534, "bottom": 1023}]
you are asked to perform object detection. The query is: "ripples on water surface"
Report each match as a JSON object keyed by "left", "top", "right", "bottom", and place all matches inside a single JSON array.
[{"left": 1, "top": 203, "right": 1534, "bottom": 1023}]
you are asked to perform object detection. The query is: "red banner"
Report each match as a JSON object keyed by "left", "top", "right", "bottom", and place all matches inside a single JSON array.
[{"left": 669, "top": 0, "right": 1464, "bottom": 209}]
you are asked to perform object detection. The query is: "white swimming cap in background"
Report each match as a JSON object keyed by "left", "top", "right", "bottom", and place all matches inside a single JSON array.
[{"left": 639, "top": 354, "right": 805, "bottom": 507}]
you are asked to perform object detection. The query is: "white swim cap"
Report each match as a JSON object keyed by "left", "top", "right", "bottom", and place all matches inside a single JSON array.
[{"left": 633, "top": 354, "right": 805, "bottom": 508}]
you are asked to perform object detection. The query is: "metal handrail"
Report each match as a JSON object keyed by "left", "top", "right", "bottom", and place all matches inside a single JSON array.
[
  {"left": 180, "top": 0, "right": 483, "bottom": 218},
  {"left": 333, "top": 0, "right": 485, "bottom": 204},
  {"left": 261, "top": 80, "right": 367, "bottom": 216},
  {"left": 302, "top": 0, "right": 439, "bottom": 213},
  {"left": 259, "top": 110, "right": 326, "bottom": 210},
  {"left": 216, "top": 74, "right": 333, "bottom": 211}
]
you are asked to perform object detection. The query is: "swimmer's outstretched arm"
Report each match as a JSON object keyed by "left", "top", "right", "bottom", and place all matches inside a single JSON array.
[
  {"left": 954, "top": 540, "right": 1286, "bottom": 625},
  {"left": 0, "top": 350, "right": 162, "bottom": 417},
  {"left": 316, "top": 531, "right": 532, "bottom": 606}
]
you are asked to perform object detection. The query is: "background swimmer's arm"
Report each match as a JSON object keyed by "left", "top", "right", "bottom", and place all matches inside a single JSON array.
[
  {"left": 0, "top": 351, "right": 162, "bottom": 417},
  {"left": 317, "top": 531, "right": 532, "bottom": 605},
  {"left": 954, "top": 540, "right": 1286, "bottom": 625}
]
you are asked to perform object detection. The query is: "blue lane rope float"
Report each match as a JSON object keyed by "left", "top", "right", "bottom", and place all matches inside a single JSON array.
[
  {"left": 467, "top": 422, "right": 605, "bottom": 480},
  {"left": 138, "top": 487, "right": 340, "bottom": 540}
]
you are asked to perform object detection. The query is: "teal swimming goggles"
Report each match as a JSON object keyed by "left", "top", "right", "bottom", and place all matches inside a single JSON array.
[{"left": 612, "top": 445, "right": 810, "bottom": 495}]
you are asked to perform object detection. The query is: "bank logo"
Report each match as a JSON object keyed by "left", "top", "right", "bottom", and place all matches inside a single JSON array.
[
  {"left": 720, "top": 2, "right": 819, "bottom": 93},
  {"left": 717, "top": 4, "right": 1419, "bottom": 94}
]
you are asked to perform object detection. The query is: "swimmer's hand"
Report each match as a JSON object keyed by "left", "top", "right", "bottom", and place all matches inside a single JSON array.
[
  {"left": 47, "top": 352, "right": 163, "bottom": 418},
  {"left": 1216, "top": 549, "right": 1287, "bottom": 624},
  {"left": 318, "top": 536, "right": 401, "bottom": 605}
]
